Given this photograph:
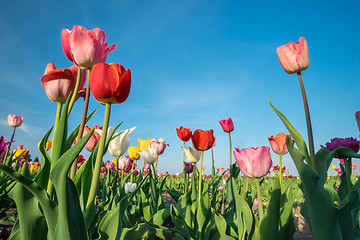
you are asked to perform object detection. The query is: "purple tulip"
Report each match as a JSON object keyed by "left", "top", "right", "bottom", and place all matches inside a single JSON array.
[
  {"left": 233, "top": 146, "right": 273, "bottom": 178},
  {"left": 0, "top": 136, "right": 12, "bottom": 159},
  {"left": 324, "top": 137, "right": 360, "bottom": 159},
  {"left": 184, "top": 161, "right": 194, "bottom": 174}
]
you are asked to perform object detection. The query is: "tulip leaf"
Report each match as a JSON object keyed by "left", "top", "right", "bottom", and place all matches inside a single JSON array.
[
  {"left": 170, "top": 204, "right": 193, "bottom": 239},
  {"left": 314, "top": 147, "right": 335, "bottom": 186},
  {"left": 269, "top": 98, "right": 311, "bottom": 166},
  {"left": 253, "top": 178, "right": 281, "bottom": 240},
  {"left": 8, "top": 165, "right": 48, "bottom": 240},
  {"left": 151, "top": 208, "right": 171, "bottom": 226},
  {"left": 278, "top": 184, "right": 296, "bottom": 240},
  {"left": 337, "top": 188, "right": 360, "bottom": 239},
  {"left": 167, "top": 189, "right": 182, "bottom": 203},
  {"left": 35, "top": 126, "right": 53, "bottom": 189},
  {"left": 214, "top": 210, "right": 237, "bottom": 240},
  {"left": 287, "top": 138, "right": 342, "bottom": 239},
  {"left": 50, "top": 128, "right": 94, "bottom": 240},
  {"left": 0, "top": 163, "right": 58, "bottom": 238}
]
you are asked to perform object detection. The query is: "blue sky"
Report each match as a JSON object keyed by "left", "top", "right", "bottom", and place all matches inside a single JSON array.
[{"left": 0, "top": 0, "right": 359, "bottom": 175}]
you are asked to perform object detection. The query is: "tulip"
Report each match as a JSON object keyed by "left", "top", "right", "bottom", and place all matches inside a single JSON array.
[
  {"left": 40, "top": 62, "right": 86, "bottom": 104},
  {"left": 38, "top": 139, "right": 52, "bottom": 151},
  {"left": 0, "top": 136, "right": 12, "bottom": 159},
  {"left": 138, "top": 138, "right": 151, "bottom": 151},
  {"left": 138, "top": 146, "right": 158, "bottom": 164},
  {"left": 176, "top": 127, "right": 192, "bottom": 142},
  {"left": 184, "top": 161, "right": 194, "bottom": 174},
  {"left": 128, "top": 146, "right": 140, "bottom": 160},
  {"left": 61, "top": 25, "right": 117, "bottom": 69},
  {"left": 324, "top": 137, "right": 360, "bottom": 159},
  {"left": 219, "top": 117, "right": 234, "bottom": 133},
  {"left": 149, "top": 138, "right": 168, "bottom": 155},
  {"left": 124, "top": 182, "right": 137, "bottom": 194},
  {"left": 74, "top": 125, "right": 102, "bottom": 152},
  {"left": 144, "top": 162, "right": 151, "bottom": 170},
  {"left": 118, "top": 156, "right": 131, "bottom": 170},
  {"left": 355, "top": 111, "right": 360, "bottom": 132},
  {"left": 107, "top": 127, "right": 136, "bottom": 159},
  {"left": 191, "top": 129, "right": 215, "bottom": 151},
  {"left": 352, "top": 163, "right": 358, "bottom": 170},
  {"left": 90, "top": 63, "right": 131, "bottom": 104},
  {"left": 181, "top": 146, "right": 201, "bottom": 164},
  {"left": 7, "top": 115, "right": 23, "bottom": 128},
  {"left": 268, "top": 133, "right": 292, "bottom": 155},
  {"left": 105, "top": 161, "right": 115, "bottom": 170},
  {"left": 277, "top": 37, "right": 309, "bottom": 74},
  {"left": 233, "top": 146, "right": 273, "bottom": 178}
]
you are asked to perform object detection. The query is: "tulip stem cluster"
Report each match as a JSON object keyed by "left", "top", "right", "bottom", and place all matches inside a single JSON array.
[
  {"left": 297, "top": 72, "right": 316, "bottom": 170},
  {"left": 86, "top": 102, "right": 111, "bottom": 209}
]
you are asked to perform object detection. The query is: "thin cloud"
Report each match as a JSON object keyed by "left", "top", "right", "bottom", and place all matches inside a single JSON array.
[{"left": 0, "top": 119, "right": 31, "bottom": 135}]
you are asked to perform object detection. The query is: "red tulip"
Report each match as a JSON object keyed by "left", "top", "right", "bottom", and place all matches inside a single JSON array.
[
  {"left": 74, "top": 125, "right": 102, "bottom": 152},
  {"left": 61, "top": 25, "right": 117, "bottom": 69},
  {"left": 268, "top": 133, "right": 292, "bottom": 155},
  {"left": 40, "top": 62, "right": 86, "bottom": 103},
  {"left": 90, "top": 63, "right": 131, "bottom": 104},
  {"left": 277, "top": 37, "right": 309, "bottom": 74},
  {"left": 233, "top": 146, "right": 273, "bottom": 178},
  {"left": 191, "top": 129, "right": 215, "bottom": 151},
  {"left": 176, "top": 127, "right": 192, "bottom": 142},
  {"left": 219, "top": 117, "right": 234, "bottom": 133}
]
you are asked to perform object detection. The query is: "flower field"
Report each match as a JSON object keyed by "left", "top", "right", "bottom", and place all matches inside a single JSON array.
[{"left": 0, "top": 26, "right": 359, "bottom": 240}]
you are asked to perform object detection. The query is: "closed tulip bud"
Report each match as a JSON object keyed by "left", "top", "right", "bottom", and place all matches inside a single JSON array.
[
  {"left": 90, "top": 63, "right": 131, "bottom": 104},
  {"left": 219, "top": 117, "right": 234, "bottom": 133},
  {"left": 233, "top": 146, "right": 273, "bottom": 178},
  {"left": 138, "top": 138, "right": 150, "bottom": 151},
  {"left": 118, "top": 156, "right": 131, "bottom": 170},
  {"left": 108, "top": 127, "right": 136, "bottom": 159},
  {"left": 184, "top": 161, "right": 194, "bottom": 174},
  {"left": 61, "top": 25, "right": 117, "bottom": 69},
  {"left": 277, "top": 37, "right": 309, "bottom": 74},
  {"left": 355, "top": 111, "right": 360, "bottom": 132},
  {"left": 74, "top": 125, "right": 102, "bottom": 152},
  {"left": 138, "top": 146, "right": 158, "bottom": 164},
  {"left": 191, "top": 129, "right": 215, "bottom": 151},
  {"left": 176, "top": 126, "right": 192, "bottom": 142},
  {"left": 40, "top": 63, "right": 86, "bottom": 103},
  {"left": 268, "top": 133, "right": 292, "bottom": 155},
  {"left": 181, "top": 145, "right": 201, "bottom": 164},
  {"left": 7, "top": 114, "right": 23, "bottom": 128},
  {"left": 124, "top": 182, "right": 137, "bottom": 194},
  {"left": 149, "top": 137, "right": 168, "bottom": 155},
  {"left": 352, "top": 163, "right": 357, "bottom": 170}
]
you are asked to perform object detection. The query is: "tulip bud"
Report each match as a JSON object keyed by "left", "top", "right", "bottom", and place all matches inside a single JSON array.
[
  {"left": 7, "top": 114, "right": 23, "bottom": 128},
  {"left": 277, "top": 37, "right": 309, "bottom": 74}
]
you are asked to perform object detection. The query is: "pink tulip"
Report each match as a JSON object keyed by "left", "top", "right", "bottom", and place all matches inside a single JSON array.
[
  {"left": 40, "top": 62, "right": 86, "bottom": 103},
  {"left": 339, "top": 159, "right": 344, "bottom": 165},
  {"left": 355, "top": 111, "right": 360, "bottom": 132},
  {"left": 218, "top": 185, "right": 224, "bottom": 191},
  {"left": 105, "top": 161, "right": 115, "bottom": 170},
  {"left": 7, "top": 114, "right": 23, "bottom": 128},
  {"left": 233, "top": 146, "right": 273, "bottom": 178},
  {"left": 118, "top": 156, "right": 131, "bottom": 170},
  {"left": 277, "top": 37, "right": 309, "bottom": 74},
  {"left": 17, "top": 145, "right": 23, "bottom": 149},
  {"left": 219, "top": 117, "right": 234, "bottom": 133},
  {"left": 149, "top": 138, "right": 169, "bottom": 155},
  {"left": 61, "top": 25, "right": 117, "bottom": 69},
  {"left": 144, "top": 162, "right": 151, "bottom": 170}
]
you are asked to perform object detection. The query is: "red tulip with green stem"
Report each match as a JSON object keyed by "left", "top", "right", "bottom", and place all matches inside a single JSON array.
[{"left": 176, "top": 126, "right": 192, "bottom": 192}]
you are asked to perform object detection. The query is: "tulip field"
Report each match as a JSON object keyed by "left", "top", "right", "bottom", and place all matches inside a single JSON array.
[{"left": 1, "top": 25, "right": 360, "bottom": 240}]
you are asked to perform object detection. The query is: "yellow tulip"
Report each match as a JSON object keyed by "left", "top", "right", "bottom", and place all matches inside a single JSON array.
[
  {"left": 38, "top": 139, "right": 53, "bottom": 151},
  {"left": 30, "top": 165, "right": 38, "bottom": 173},
  {"left": 14, "top": 149, "right": 29, "bottom": 158},
  {"left": 331, "top": 164, "right": 336, "bottom": 170},
  {"left": 128, "top": 146, "right": 140, "bottom": 160},
  {"left": 111, "top": 159, "right": 117, "bottom": 168},
  {"left": 138, "top": 138, "right": 150, "bottom": 151}
]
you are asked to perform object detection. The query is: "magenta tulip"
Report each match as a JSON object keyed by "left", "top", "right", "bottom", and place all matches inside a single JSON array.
[
  {"left": 40, "top": 62, "right": 86, "bottom": 103},
  {"left": 277, "top": 37, "right": 309, "bottom": 74},
  {"left": 184, "top": 161, "right": 194, "bottom": 174},
  {"left": 61, "top": 25, "right": 117, "bottom": 69},
  {"left": 7, "top": 115, "right": 23, "bottom": 128},
  {"left": 219, "top": 117, "right": 234, "bottom": 133},
  {"left": 233, "top": 146, "right": 273, "bottom": 178}
]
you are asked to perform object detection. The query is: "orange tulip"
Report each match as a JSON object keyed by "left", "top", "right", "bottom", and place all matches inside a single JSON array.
[
  {"left": 268, "top": 133, "right": 292, "bottom": 155},
  {"left": 74, "top": 125, "right": 102, "bottom": 152}
]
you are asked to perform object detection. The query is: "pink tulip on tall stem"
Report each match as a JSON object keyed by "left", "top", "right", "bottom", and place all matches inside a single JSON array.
[
  {"left": 3, "top": 115, "right": 23, "bottom": 162},
  {"left": 277, "top": 37, "right": 316, "bottom": 171}
]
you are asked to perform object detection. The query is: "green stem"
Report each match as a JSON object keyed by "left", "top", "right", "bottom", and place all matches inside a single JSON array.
[
  {"left": 255, "top": 178, "right": 264, "bottom": 221},
  {"left": 279, "top": 153, "right": 283, "bottom": 187},
  {"left": 67, "top": 67, "right": 82, "bottom": 115},
  {"left": 47, "top": 102, "right": 62, "bottom": 196},
  {"left": 70, "top": 70, "right": 91, "bottom": 180},
  {"left": 241, "top": 176, "right": 249, "bottom": 199},
  {"left": 131, "top": 159, "right": 135, "bottom": 182},
  {"left": 3, "top": 127, "right": 16, "bottom": 163},
  {"left": 211, "top": 147, "right": 215, "bottom": 177},
  {"left": 154, "top": 155, "right": 159, "bottom": 177},
  {"left": 228, "top": 132, "right": 232, "bottom": 167},
  {"left": 198, "top": 151, "right": 204, "bottom": 201},
  {"left": 297, "top": 72, "right": 316, "bottom": 171},
  {"left": 182, "top": 141, "right": 187, "bottom": 193},
  {"left": 344, "top": 158, "right": 353, "bottom": 192},
  {"left": 86, "top": 103, "right": 111, "bottom": 209}
]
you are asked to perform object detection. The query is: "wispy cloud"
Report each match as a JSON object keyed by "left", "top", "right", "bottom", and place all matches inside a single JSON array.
[{"left": 0, "top": 119, "right": 32, "bottom": 135}]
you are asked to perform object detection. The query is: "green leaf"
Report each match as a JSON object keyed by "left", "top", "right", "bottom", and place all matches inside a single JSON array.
[
  {"left": 338, "top": 188, "right": 360, "bottom": 239},
  {"left": 35, "top": 127, "right": 53, "bottom": 189},
  {"left": 214, "top": 210, "right": 236, "bottom": 240},
  {"left": 50, "top": 128, "right": 94, "bottom": 240},
  {"left": 167, "top": 189, "right": 182, "bottom": 203}
]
